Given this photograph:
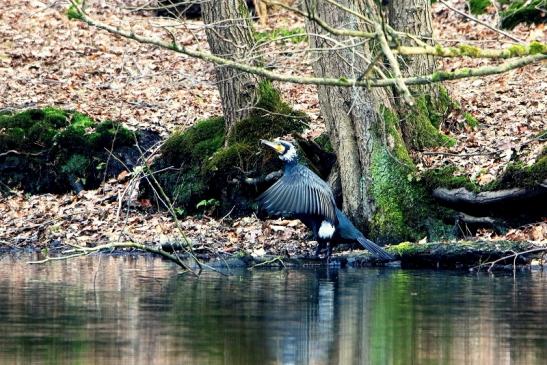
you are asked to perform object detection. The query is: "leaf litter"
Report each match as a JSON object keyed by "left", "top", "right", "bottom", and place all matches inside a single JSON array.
[{"left": 0, "top": 0, "right": 544, "bottom": 253}]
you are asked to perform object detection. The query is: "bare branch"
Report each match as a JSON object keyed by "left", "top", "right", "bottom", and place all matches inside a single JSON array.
[{"left": 438, "top": 0, "right": 524, "bottom": 44}]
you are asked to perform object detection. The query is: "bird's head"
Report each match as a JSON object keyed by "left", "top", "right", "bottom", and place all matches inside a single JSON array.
[{"left": 260, "top": 139, "right": 297, "bottom": 163}]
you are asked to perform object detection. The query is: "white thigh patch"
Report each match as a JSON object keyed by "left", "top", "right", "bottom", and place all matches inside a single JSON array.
[{"left": 318, "top": 221, "right": 335, "bottom": 239}]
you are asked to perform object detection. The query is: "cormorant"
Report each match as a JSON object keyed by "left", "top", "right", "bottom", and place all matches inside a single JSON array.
[{"left": 258, "top": 139, "right": 393, "bottom": 261}]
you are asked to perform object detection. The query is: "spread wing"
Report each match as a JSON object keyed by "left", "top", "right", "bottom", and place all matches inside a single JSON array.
[{"left": 258, "top": 165, "right": 336, "bottom": 222}]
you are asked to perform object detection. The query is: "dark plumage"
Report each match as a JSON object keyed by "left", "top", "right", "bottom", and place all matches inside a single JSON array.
[{"left": 258, "top": 139, "right": 393, "bottom": 261}]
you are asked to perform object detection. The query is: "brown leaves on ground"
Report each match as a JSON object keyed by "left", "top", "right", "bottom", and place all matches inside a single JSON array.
[{"left": 0, "top": 0, "right": 545, "bottom": 250}]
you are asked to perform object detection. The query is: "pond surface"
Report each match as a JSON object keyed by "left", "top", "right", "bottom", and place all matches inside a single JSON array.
[{"left": 0, "top": 253, "right": 545, "bottom": 365}]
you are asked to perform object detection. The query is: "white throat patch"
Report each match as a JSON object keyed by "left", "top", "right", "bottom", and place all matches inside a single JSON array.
[
  {"left": 318, "top": 221, "right": 335, "bottom": 239},
  {"left": 279, "top": 144, "right": 297, "bottom": 162}
]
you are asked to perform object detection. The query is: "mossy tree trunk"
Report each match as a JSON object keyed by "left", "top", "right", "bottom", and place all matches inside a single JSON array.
[
  {"left": 201, "top": 1, "right": 263, "bottom": 133},
  {"left": 385, "top": 0, "right": 452, "bottom": 150},
  {"left": 305, "top": 0, "right": 450, "bottom": 244}
]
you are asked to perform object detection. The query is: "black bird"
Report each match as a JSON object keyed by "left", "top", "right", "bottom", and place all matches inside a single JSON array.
[{"left": 258, "top": 139, "right": 393, "bottom": 261}]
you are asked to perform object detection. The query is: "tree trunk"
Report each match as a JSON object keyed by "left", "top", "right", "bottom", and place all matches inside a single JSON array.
[
  {"left": 386, "top": 0, "right": 436, "bottom": 80},
  {"left": 201, "top": 1, "right": 262, "bottom": 132},
  {"left": 385, "top": 0, "right": 452, "bottom": 150},
  {"left": 305, "top": 0, "right": 448, "bottom": 243}
]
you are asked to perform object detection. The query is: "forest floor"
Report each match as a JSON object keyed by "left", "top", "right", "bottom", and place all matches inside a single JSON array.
[{"left": 0, "top": 0, "right": 545, "bottom": 255}]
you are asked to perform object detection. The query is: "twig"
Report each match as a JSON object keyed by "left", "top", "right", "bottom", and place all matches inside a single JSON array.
[
  {"left": 438, "top": 0, "right": 524, "bottom": 44},
  {"left": 249, "top": 255, "right": 286, "bottom": 269},
  {"left": 375, "top": 23, "right": 414, "bottom": 105},
  {"left": 472, "top": 247, "right": 547, "bottom": 272},
  {"left": 66, "top": 1, "right": 546, "bottom": 89},
  {"left": 29, "top": 240, "right": 198, "bottom": 274},
  {"left": 420, "top": 150, "right": 498, "bottom": 157},
  {"left": 0, "top": 150, "right": 44, "bottom": 157}
]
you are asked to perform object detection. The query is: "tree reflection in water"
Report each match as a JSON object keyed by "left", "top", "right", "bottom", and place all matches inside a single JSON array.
[{"left": 0, "top": 254, "right": 545, "bottom": 364}]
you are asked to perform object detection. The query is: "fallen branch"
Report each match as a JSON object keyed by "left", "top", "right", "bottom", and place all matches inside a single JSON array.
[
  {"left": 432, "top": 183, "right": 547, "bottom": 219},
  {"left": 472, "top": 247, "right": 547, "bottom": 272},
  {"left": 28, "top": 241, "right": 198, "bottom": 274}
]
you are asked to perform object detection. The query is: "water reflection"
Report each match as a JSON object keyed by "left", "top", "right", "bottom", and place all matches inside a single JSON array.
[{"left": 0, "top": 253, "right": 545, "bottom": 364}]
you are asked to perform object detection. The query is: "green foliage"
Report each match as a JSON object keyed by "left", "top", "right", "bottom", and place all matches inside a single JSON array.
[
  {"left": 468, "top": 0, "right": 491, "bottom": 15},
  {"left": 463, "top": 112, "right": 479, "bottom": 128},
  {"left": 501, "top": 0, "right": 547, "bottom": 29},
  {"left": 0, "top": 107, "right": 136, "bottom": 193},
  {"left": 196, "top": 198, "right": 220, "bottom": 210},
  {"left": 255, "top": 27, "right": 307, "bottom": 44},
  {"left": 313, "top": 133, "right": 333, "bottom": 152},
  {"left": 66, "top": 0, "right": 83, "bottom": 20}
]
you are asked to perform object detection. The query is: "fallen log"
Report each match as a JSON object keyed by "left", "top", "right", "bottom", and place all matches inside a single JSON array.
[{"left": 432, "top": 182, "right": 547, "bottom": 224}]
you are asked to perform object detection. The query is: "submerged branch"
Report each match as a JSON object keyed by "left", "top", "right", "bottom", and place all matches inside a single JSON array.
[{"left": 28, "top": 241, "right": 198, "bottom": 274}]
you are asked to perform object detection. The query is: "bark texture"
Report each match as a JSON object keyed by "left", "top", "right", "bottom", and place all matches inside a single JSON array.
[
  {"left": 201, "top": 1, "right": 262, "bottom": 132},
  {"left": 305, "top": 0, "right": 397, "bottom": 237},
  {"left": 386, "top": 0, "right": 436, "bottom": 79},
  {"left": 305, "top": 0, "right": 443, "bottom": 243}
]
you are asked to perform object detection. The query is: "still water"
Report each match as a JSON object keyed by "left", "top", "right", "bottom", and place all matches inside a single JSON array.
[{"left": 0, "top": 253, "right": 545, "bottom": 365}]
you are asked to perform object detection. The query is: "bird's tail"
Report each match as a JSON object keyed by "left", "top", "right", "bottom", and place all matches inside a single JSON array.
[{"left": 356, "top": 236, "right": 394, "bottom": 261}]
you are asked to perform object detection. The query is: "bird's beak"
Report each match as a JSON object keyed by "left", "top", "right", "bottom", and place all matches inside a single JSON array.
[{"left": 260, "top": 139, "right": 285, "bottom": 154}]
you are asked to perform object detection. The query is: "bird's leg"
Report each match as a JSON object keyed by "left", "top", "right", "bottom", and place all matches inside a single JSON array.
[
  {"left": 314, "top": 241, "right": 326, "bottom": 258},
  {"left": 326, "top": 242, "right": 333, "bottom": 258}
]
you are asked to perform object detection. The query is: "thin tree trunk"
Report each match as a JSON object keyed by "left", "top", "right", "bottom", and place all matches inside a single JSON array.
[{"left": 201, "top": 1, "right": 262, "bottom": 132}]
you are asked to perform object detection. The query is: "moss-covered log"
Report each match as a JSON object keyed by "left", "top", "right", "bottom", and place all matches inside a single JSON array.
[
  {"left": 422, "top": 149, "right": 547, "bottom": 225},
  {"left": 146, "top": 81, "right": 308, "bottom": 217},
  {"left": 0, "top": 108, "right": 156, "bottom": 194},
  {"left": 158, "top": 240, "right": 544, "bottom": 270},
  {"left": 500, "top": 0, "right": 547, "bottom": 29}
]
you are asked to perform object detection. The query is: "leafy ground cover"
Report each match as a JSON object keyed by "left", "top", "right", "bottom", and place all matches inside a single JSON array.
[{"left": 0, "top": 0, "right": 544, "bottom": 252}]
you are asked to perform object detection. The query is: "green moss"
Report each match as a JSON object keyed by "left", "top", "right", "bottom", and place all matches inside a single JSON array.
[
  {"left": 161, "top": 116, "right": 225, "bottom": 166},
  {"left": 508, "top": 44, "right": 527, "bottom": 57},
  {"left": 255, "top": 27, "right": 307, "bottom": 44},
  {"left": 434, "top": 44, "right": 444, "bottom": 56},
  {"left": 89, "top": 120, "right": 136, "bottom": 149},
  {"left": 501, "top": 0, "right": 547, "bottom": 29},
  {"left": 492, "top": 152, "right": 547, "bottom": 189},
  {"left": 0, "top": 107, "right": 136, "bottom": 194},
  {"left": 421, "top": 151, "right": 546, "bottom": 193},
  {"left": 468, "top": 0, "right": 491, "bottom": 15},
  {"left": 463, "top": 112, "right": 479, "bottom": 128},
  {"left": 368, "top": 107, "right": 455, "bottom": 243},
  {"left": 459, "top": 44, "right": 482, "bottom": 57},
  {"left": 227, "top": 80, "right": 306, "bottom": 145},
  {"left": 528, "top": 41, "right": 547, "bottom": 55},
  {"left": 152, "top": 81, "right": 307, "bottom": 217},
  {"left": 402, "top": 95, "right": 456, "bottom": 149},
  {"left": 61, "top": 154, "right": 89, "bottom": 176},
  {"left": 313, "top": 133, "right": 333, "bottom": 152},
  {"left": 387, "top": 241, "right": 422, "bottom": 256},
  {"left": 421, "top": 166, "right": 479, "bottom": 192},
  {"left": 204, "top": 143, "right": 254, "bottom": 180}
]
